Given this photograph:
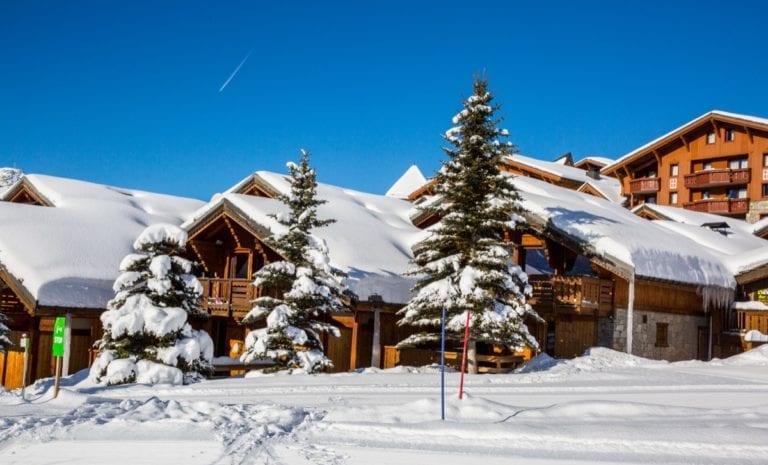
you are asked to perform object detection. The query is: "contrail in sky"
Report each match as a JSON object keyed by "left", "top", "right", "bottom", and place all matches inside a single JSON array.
[{"left": 219, "top": 51, "right": 251, "bottom": 92}]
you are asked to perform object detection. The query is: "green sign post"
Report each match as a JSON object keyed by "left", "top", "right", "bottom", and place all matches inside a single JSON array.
[
  {"left": 52, "top": 316, "right": 66, "bottom": 398},
  {"left": 52, "top": 317, "right": 66, "bottom": 357}
]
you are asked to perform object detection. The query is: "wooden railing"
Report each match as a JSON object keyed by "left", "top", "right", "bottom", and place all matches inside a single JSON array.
[
  {"left": 683, "top": 198, "right": 750, "bottom": 215},
  {"left": 628, "top": 177, "right": 660, "bottom": 194},
  {"left": 382, "top": 346, "right": 525, "bottom": 373},
  {"left": 199, "top": 278, "right": 265, "bottom": 319},
  {"left": 738, "top": 310, "right": 768, "bottom": 336},
  {"left": 529, "top": 275, "right": 614, "bottom": 316},
  {"left": 684, "top": 168, "right": 750, "bottom": 188}
]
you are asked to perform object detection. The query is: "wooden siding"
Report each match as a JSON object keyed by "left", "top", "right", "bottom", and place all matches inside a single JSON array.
[
  {"left": 609, "top": 116, "right": 768, "bottom": 218},
  {"left": 614, "top": 278, "right": 704, "bottom": 314}
]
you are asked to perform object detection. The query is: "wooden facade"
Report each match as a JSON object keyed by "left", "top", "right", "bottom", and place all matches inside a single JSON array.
[{"left": 603, "top": 111, "right": 768, "bottom": 222}]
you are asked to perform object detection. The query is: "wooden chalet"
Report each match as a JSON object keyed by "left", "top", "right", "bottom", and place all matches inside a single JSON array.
[
  {"left": 602, "top": 110, "right": 768, "bottom": 223},
  {"left": 0, "top": 175, "right": 204, "bottom": 388},
  {"left": 501, "top": 153, "right": 624, "bottom": 204},
  {"left": 181, "top": 171, "right": 424, "bottom": 372},
  {"left": 405, "top": 173, "right": 743, "bottom": 361}
]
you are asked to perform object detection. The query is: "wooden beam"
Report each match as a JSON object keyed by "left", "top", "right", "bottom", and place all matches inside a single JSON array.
[
  {"left": 350, "top": 311, "right": 360, "bottom": 370},
  {"left": 745, "top": 126, "right": 754, "bottom": 144},
  {"left": 652, "top": 149, "right": 662, "bottom": 166},
  {"left": 223, "top": 217, "right": 243, "bottom": 249}
]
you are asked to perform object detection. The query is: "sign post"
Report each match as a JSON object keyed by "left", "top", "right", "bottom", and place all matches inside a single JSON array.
[
  {"left": 52, "top": 317, "right": 66, "bottom": 399},
  {"left": 20, "top": 333, "right": 29, "bottom": 401}
]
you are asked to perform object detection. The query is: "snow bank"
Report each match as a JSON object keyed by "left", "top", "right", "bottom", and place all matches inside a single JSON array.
[{"left": 721, "top": 343, "right": 768, "bottom": 365}]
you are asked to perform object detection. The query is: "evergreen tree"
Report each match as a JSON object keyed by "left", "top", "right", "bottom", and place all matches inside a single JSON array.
[
  {"left": 241, "top": 150, "right": 351, "bottom": 373},
  {"left": 0, "top": 313, "right": 10, "bottom": 352},
  {"left": 0, "top": 267, "right": 13, "bottom": 352},
  {"left": 91, "top": 223, "right": 213, "bottom": 385},
  {"left": 398, "top": 78, "right": 541, "bottom": 369}
]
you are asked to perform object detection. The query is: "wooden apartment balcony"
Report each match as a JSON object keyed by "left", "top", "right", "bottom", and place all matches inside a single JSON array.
[
  {"left": 684, "top": 168, "right": 751, "bottom": 189},
  {"left": 199, "top": 278, "right": 264, "bottom": 319},
  {"left": 683, "top": 198, "right": 750, "bottom": 215},
  {"left": 628, "top": 177, "right": 660, "bottom": 194},
  {"left": 529, "top": 275, "right": 614, "bottom": 317}
]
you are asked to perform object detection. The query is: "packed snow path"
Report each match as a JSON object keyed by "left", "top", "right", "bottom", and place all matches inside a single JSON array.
[{"left": 2, "top": 348, "right": 768, "bottom": 464}]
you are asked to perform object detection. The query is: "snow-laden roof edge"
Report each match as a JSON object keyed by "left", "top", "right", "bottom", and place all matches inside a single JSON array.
[{"left": 385, "top": 165, "right": 427, "bottom": 199}]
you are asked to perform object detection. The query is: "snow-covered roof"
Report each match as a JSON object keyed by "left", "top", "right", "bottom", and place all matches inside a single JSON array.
[
  {"left": 184, "top": 171, "right": 427, "bottom": 304},
  {"left": 575, "top": 156, "right": 614, "bottom": 168},
  {"left": 630, "top": 204, "right": 768, "bottom": 278},
  {"left": 505, "top": 154, "right": 623, "bottom": 203},
  {"left": 385, "top": 165, "right": 427, "bottom": 199},
  {"left": 0, "top": 168, "right": 22, "bottom": 197},
  {"left": 603, "top": 110, "right": 768, "bottom": 174},
  {"left": 512, "top": 176, "right": 736, "bottom": 296},
  {"left": 0, "top": 175, "right": 204, "bottom": 309}
]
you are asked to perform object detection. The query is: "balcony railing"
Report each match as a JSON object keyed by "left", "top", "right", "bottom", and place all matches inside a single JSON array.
[
  {"left": 628, "top": 177, "right": 660, "bottom": 194},
  {"left": 683, "top": 198, "right": 750, "bottom": 215},
  {"left": 684, "top": 168, "right": 751, "bottom": 189},
  {"left": 529, "top": 275, "right": 614, "bottom": 316},
  {"left": 199, "top": 278, "right": 269, "bottom": 319}
]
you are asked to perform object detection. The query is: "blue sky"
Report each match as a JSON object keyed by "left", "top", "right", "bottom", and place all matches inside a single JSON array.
[{"left": 2, "top": 1, "right": 767, "bottom": 200}]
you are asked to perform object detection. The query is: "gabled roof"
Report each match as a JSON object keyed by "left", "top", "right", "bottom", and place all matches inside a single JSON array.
[
  {"left": 385, "top": 165, "right": 427, "bottom": 199},
  {"left": 0, "top": 175, "right": 204, "bottom": 310},
  {"left": 183, "top": 171, "right": 427, "bottom": 304},
  {"left": 630, "top": 203, "right": 768, "bottom": 284},
  {"left": 574, "top": 156, "right": 614, "bottom": 170},
  {"left": 504, "top": 154, "right": 623, "bottom": 203},
  {"left": 510, "top": 176, "right": 736, "bottom": 306},
  {"left": 603, "top": 110, "right": 768, "bottom": 176}
]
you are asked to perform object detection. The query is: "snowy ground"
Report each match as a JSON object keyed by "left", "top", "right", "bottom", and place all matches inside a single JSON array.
[{"left": 2, "top": 346, "right": 768, "bottom": 464}]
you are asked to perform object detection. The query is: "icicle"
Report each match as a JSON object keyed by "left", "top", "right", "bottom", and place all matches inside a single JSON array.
[{"left": 697, "top": 286, "right": 735, "bottom": 312}]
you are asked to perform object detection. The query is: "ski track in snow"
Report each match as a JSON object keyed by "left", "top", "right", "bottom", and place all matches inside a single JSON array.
[{"left": 3, "top": 348, "right": 768, "bottom": 464}]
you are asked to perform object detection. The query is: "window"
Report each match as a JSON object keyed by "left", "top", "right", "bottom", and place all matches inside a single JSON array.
[
  {"left": 655, "top": 322, "right": 669, "bottom": 348},
  {"left": 703, "top": 190, "right": 712, "bottom": 199},
  {"left": 726, "top": 129, "right": 735, "bottom": 142},
  {"left": 670, "top": 164, "right": 679, "bottom": 176},
  {"left": 764, "top": 154, "right": 768, "bottom": 166},
  {"left": 727, "top": 188, "right": 747, "bottom": 199},
  {"left": 645, "top": 195, "right": 657, "bottom": 204},
  {"left": 706, "top": 131, "right": 716, "bottom": 144},
  {"left": 763, "top": 184, "right": 768, "bottom": 198},
  {"left": 670, "top": 192, "right": 678, "bottom": 205},
  {"left": 703, "top": 161, "right": 713, "bottom": 170},
  {"left": 669, "top": 177, "right": 678, "bottom": 190},
  {"left": 729, "top": 158, "right": 748, "bottom": 169}
]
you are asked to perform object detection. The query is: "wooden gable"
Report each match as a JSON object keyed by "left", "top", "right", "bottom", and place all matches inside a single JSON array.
[
  {"left": 3, "top": 179, "right": 52, "bottom": 206},
  {"left": 232, "top": 176, "right": 281, "bottom": 199}
]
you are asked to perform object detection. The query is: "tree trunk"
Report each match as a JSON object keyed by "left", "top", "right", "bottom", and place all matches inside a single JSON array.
[{"left": 467, "top": 339, "right": 478, "bottom": 374}]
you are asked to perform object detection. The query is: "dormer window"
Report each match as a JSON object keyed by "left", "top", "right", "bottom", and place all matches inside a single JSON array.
[{"left": 706, "top": 131, "right": 716, "bottom": 144}]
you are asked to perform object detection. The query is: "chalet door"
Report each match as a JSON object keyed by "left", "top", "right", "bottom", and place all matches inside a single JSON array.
[
  {"left": 697, "top": 326, "right": 709, "bottom": 361},
  {"left": 554, "top": 317, "right": 596, "bottom": 359},
  {"left": 229, "top": 252, "right": 252, "bottom": 280},
  {"left": 326, "top": 327, "right": 352, "bottom": 373}
]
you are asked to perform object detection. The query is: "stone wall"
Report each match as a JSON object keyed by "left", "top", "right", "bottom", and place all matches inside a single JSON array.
[
  {"left": 609, "top": 309, "right": 708, "bottom": 361},
  {"left": 748, "top": 199, "right": 768, "bottom": 223}
]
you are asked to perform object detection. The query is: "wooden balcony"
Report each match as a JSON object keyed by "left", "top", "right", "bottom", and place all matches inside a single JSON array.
[
  {"left": 684, "top": 168, "right": 751, "bottom": 189},
  {"left": 529, "top": 275, "right": 614, "bottom": 317},
  {"left": 683, "top": 198, "right": 750, "bottom": 215},
  {"left": 628, "top": 177, "right": 660, "bottom": 194},
  {"left": 199, "top": 278, "right": 264, "bottom": 319}
]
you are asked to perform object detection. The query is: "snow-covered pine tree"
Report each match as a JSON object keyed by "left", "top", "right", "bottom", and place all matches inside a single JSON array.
[
  {"left": 91, "top": 223, "right": 213, "bottom": 385},
  {"left": 0, "top": 266, "right": 13, "bottom": 351},
  {"left": 240, "top": 150, "right": 351, "bottom": 373},
  {"left": 398, "top": 78, "right": 541, "bottom": 371}
]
